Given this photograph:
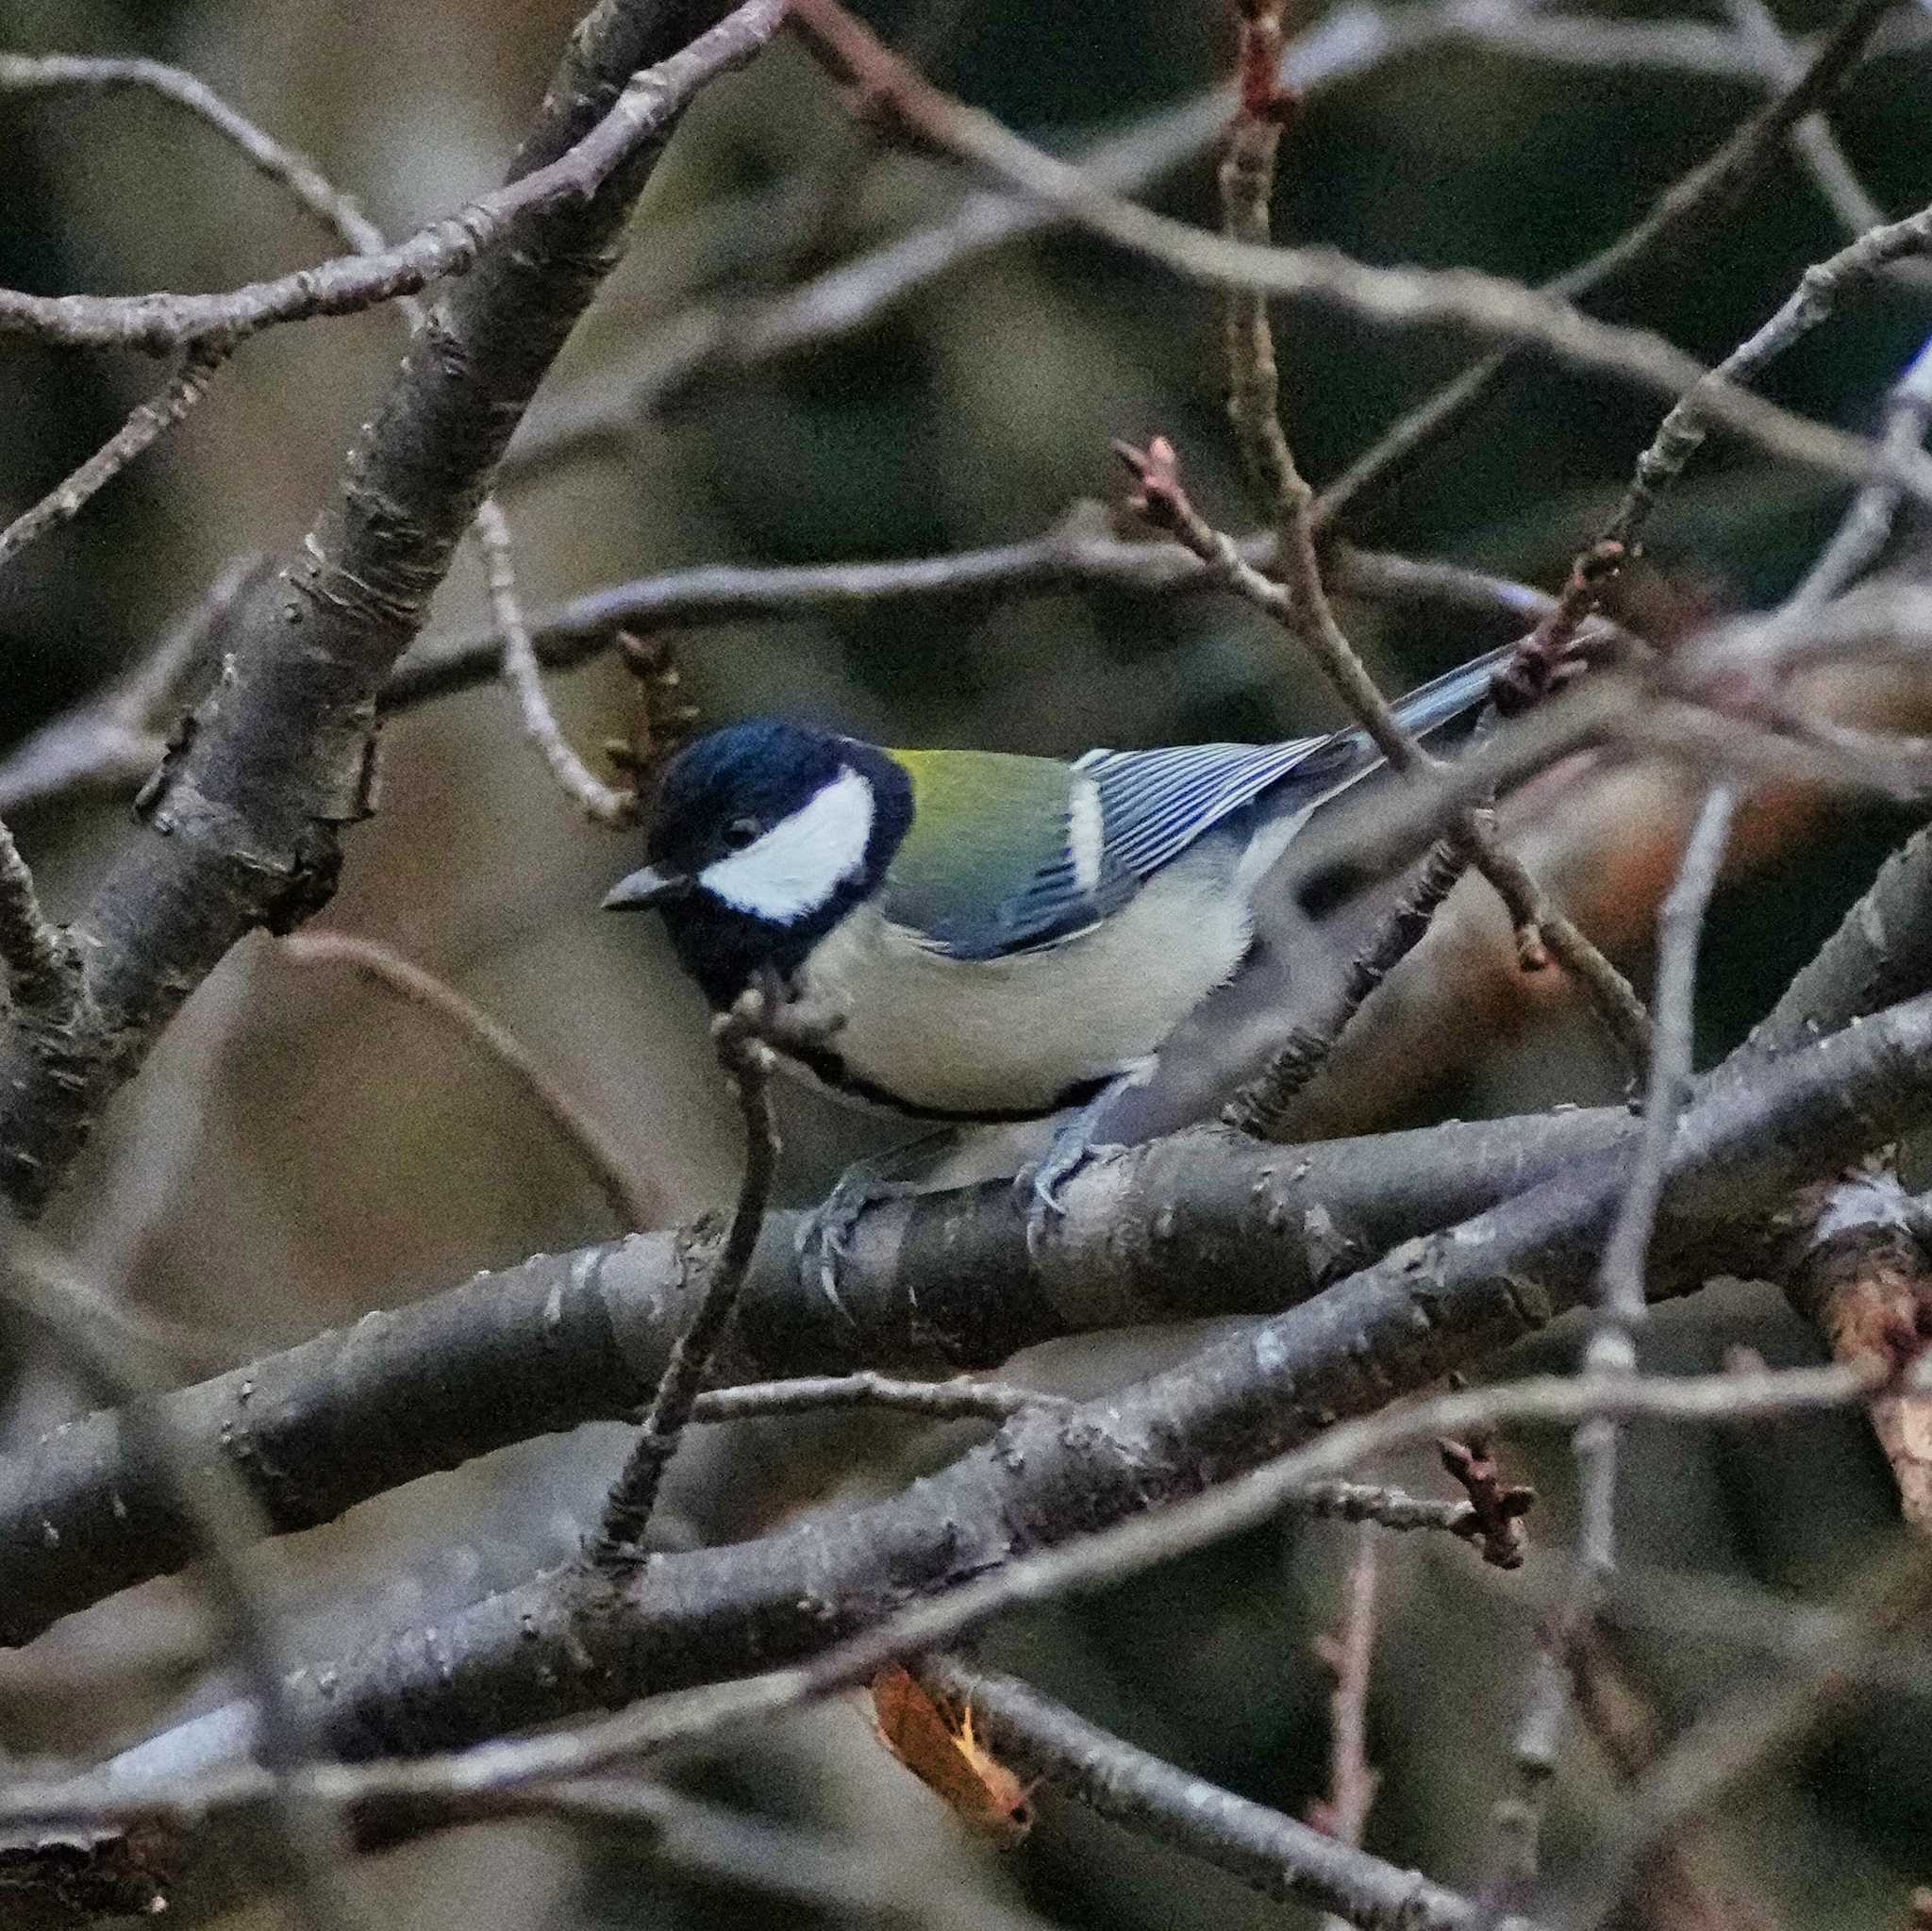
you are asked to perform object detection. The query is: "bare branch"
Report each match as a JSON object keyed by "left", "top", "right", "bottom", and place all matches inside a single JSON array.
[
  {"left": 384, "top": 528, "right": 1559, "bottom": 716},
  {"left": 0, "top": 53, "right": 391, "bottom": 254},
  {"left": 1116, "top": 433, "right": 1653, "bottom": 1069},
  {"left": 0, "top": 1105, "right": 1634, "bottom": 1648},
  {"left": 1310, "top": 1526, "right": 1381, "bottom": 1861},
  {"left": 0, "top": 0, "right": 787, "bottom": 1219},
  {"left": 0, "top": 5, "right": 787, "bottom": 353},
  {"left": 1224, "top": 836, "right": 1470, "bottom": 1133},
  {"left": 1607, "top": 202, "right": 1932, "bottom": 550},
  {"left": 926, "top": 1659, "right": 1470, "bottom": 1931},
  {"left": 1719, "top": 0, "right": 1929, "bottom": 268},
  {"left": 1493, "top": 782, "right": 1737, "bottom": 1906},
  {"left": 784, "top": 0, "right": 1929, "bottom": 513},
  {"left": 1311, "top": 0, "right": 1906, "bottom": 533},
  {"left": 0, "top": 1226, "right": 366, "bottom": 1931},
  {"left": 497, "top": 0, "right": 1443, "bottom": 481},
  {"left": 0, "top": 347, "right": 228, "bottom": 571},
  {"left": 589, "top": 989, "right": 783, "bottom": 1570},
  {"left": 472, "top": 495, "right": 639, "bottom": 825},
  {"left": 275, "top": 931, "right": 659, "bottom": 1231},
  {"left": 689, "top": 1369, "right": 1068, "bottom": 1425},
  {"left": 68, "top": 988, "right": 1932, "bottom": 1801},
  {"left": 0, "top": 819, "right": 79, "bottom": 1030}
]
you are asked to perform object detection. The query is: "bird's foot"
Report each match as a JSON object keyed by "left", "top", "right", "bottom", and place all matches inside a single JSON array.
[
  {"left": 1016, "top": 1095, "right": 1125, "bottom": 1257},
  {"left": 794, "top": 1134, "right": 955, "bottom": 1320}
]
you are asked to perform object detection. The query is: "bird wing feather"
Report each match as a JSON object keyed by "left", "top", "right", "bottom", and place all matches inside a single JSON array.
[
  {"left": 880, "top": 642, "right": 1507, "bottom": 959},
  {"left": 880, "top": 749, "right": 1130, "bottom": 958}
]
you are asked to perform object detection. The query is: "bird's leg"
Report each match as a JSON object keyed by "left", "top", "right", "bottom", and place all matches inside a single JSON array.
[
  {"left": 794, "top": 1127, "right": 959, "bottom": 1314},
  {"left": 1015, "top": 1077, "right": 1135, "bottom": 1256}
]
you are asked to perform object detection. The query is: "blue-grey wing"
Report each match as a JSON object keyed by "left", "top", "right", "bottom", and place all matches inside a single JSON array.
[{"left": 1075, "top": 641, "right": 1506, "bottom": 883}]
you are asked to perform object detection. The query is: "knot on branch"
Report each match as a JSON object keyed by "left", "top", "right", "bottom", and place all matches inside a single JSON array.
[{"left": 1438, "top": 1432, "right": 1536, "bottom": 1570}]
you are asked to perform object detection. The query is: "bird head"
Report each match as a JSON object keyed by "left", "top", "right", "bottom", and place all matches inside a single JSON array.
[{"left": 603, "top": 720, "right": 911, "bottom": 1006}]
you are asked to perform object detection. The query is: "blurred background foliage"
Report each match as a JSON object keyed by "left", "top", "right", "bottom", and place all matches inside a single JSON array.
[{"left": 2, "top": 0, "right": 1930, "bottom": 1925}]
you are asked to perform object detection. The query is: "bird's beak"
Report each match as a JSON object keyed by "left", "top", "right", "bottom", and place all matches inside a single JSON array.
[{"left": 602, "top": 863, "right": 691, "bottom": 912}]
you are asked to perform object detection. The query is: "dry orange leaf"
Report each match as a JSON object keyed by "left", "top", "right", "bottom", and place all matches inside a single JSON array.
[{"left": 867, "top": 1663, "right": 1035, "bottom": 1844}]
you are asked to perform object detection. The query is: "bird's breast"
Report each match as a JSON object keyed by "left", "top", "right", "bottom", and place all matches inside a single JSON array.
[{"left": 787, "top": 846, "right": 1253, "bottom": 1118}]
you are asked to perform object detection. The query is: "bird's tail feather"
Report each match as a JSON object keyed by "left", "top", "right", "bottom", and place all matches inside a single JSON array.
[{"left": 1387, "top": 639, "right": 1512, "bottom": 743}]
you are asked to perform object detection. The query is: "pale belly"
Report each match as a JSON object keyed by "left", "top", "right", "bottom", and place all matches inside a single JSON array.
[{"left": 788, "top": 850, "right": 1253, "bottom": 1118}]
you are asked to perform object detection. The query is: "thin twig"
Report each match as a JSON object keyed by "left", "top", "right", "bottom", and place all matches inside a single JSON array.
[
  {"left": 785, "top": 0, "right": 1932, "bottom": 513},
  {"left": 0, "top": 53, "right": 391, "bottom": 248},
  {"left": 1491, "top": 783, "right": 1737, "bottom": 1907},
  {"left": 689, "top": 1369, "right": 1067, "bottom": 1425},
  {"left": 1719, "top": 0, "right": 1929, "bottom": 268},
  {"left": 1311, "top": 1524, "right": 1381, "bottom": 1869},
  {"left": 1218, "top": 0, "right": 1305, "bottom": 550},
  {"left": 1224, "top": 836, "right": 1471, "bottom": 1133},
  {"left": 0, "top": 1226, "right": 365, "bottom": 1931},
  {"left": 474, "top": 495, "right": 638, "bottom": 826},
  {"left": 0, "top": 2, "right": 788, "bottom": 352},
  {"left": 1309, "top": 0, "right": 1906, "bottom": 533},
  {"left": 1608, "top": 201, "right": 1932, "bottom": 550},
  {"left": 0, "top": 53, "right": 645, "bottom": 832},
  {"left": 590, "top": 987, "right": 785, "bottom": 1569},
  {"left": 1492, "top": 199, "right": 1932, "bottom": 726},
  {"left": 384, "top": 530, "right": 1562, "bottom": 715},
  {"left": 925, "top": 1658, "right": 1503, "bottom": 1931},
  {"left": 277, "top": 931, "right": 658, "bottom": 1231},
  {"left": 0, "top": 347, "right": 228, "bottom": 570},
  {"left": 1794, "top": 331, "right": 1932, "bottom": 608},
  {"left": 500, "top": 1, "right": 1931, "bottom": 485},
  {"left": 1117, "top": 434, "right": 1653, "bottom": 1071}
]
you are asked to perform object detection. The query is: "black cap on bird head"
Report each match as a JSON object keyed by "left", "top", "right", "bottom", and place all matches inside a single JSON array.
[{"left": 603, "top": 719, "right": 912, "bottom": 1007}]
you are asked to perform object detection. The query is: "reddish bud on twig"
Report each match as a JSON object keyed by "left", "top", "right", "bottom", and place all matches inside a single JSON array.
[
  {"left": 1438, "top": 1434, "right": 1536, "bottom": 1570},
  {"left": 1492, "top": 540, "right": 1626, "bottom": 717}
]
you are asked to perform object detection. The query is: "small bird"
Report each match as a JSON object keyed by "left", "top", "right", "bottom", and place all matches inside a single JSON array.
[{"left": 605, "top": 644, "right": 1506, "bottom": 1237}]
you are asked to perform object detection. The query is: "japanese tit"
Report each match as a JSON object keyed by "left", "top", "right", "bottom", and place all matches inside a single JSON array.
[{"left": 603, "top": 644, "right": 1507, "bottom": 1126}]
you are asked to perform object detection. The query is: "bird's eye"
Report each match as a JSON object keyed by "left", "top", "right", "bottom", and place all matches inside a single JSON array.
[{"left": 722, "top": 815, "right": 761, "bottom": 851}]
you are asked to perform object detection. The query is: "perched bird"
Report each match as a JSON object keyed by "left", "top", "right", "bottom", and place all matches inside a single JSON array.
[{"left": 605, "top": 643, "right": 1507, "bottom": 1239}]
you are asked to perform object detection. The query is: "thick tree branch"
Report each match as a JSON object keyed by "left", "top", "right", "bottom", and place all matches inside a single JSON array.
[
  {"left": 0, "top": 1106, "right": 1630, "bottom": 1648},
  {"left": 83, "top": 988, "right": 1932, "bottom": 1788},
  {"left": 0, "top": 0, "right": 783, "bottom": 1217}
]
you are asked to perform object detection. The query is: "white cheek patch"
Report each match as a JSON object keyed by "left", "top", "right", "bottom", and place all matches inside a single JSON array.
[{"left": 699, "top": 765, "right": 875, "bottom": 922}]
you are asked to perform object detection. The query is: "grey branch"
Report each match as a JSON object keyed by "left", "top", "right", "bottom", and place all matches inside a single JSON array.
[
  {"left": 380, "top": 532, "right": 1557, "bottom": 716},
  {"left": 927, "top": 1658, "right": 1506, "bottom": 1931},
  {"left": 0, "top": 4, "right": 786, "bottom": 353},
  {"left": 86, "top": 988, "right": 1932, "bottom": 1802},
  {"left": 0, "top": 1105, "right": 1629, "bottom": 1648},
  {"left": 0, "top": 0, "right": 786, "bottom": 1219}
]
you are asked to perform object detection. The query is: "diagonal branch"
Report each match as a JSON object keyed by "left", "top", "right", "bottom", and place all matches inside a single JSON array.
[
  {"left": 784, "top": 0, "right": 1932, "bottom": 514},
  {"left": 0, "top": 7, "right": 785, "bottom": 354},
  {"left": 57, "top": 986, "right": 1932, "bottom": 1806},
  {"left": 0, "top": 0, "right": 786, "bottom": 1219},
  {"left": 1309, "top": 0, "right": 1906, "bottom": 533}
]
